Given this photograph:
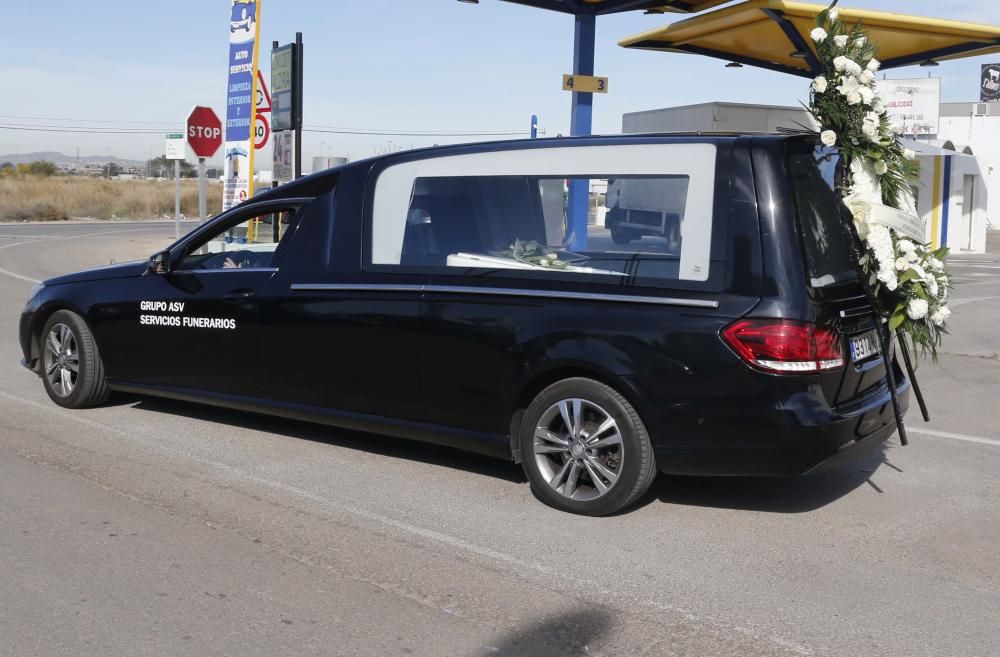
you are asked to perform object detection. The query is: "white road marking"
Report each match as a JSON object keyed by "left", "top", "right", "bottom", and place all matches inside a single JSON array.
[
  {"left": 948, "top": 264, "right": 1000, "bottom": 270},
  {"left": 0, "top": 386, "right": 813, "bottom": 656},
  {"left": 0, "top": 227, "right": 170, "bottom": 283},
  {"left": 908, "top": 427, "right": 1000, "bottom": 447},
  {"left": 0, "top": 266, "right": 41, "bottom": 284},
  {"left": 947, "top": 296, "right": 996, "bottom": 308}
]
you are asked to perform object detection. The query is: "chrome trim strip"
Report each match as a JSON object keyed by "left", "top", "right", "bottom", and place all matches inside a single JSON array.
[
  {"left": 289, "top": 283, "right": 719, "bottom": 309},
  {"left": 839, "top": 306, "right": 874, "bottom": 318},
  {"left": 291, "top": 283, "right": 424, "bottom": 293},
  {"left": 173, "top": 267, "right": 279, "bottom": 274}
]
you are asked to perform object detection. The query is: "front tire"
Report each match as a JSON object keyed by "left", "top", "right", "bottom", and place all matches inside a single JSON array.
[
  {"left": 519, "top": 378, "right": 656, "bottom": 516},
  {"left": 40, "top": 310, "right": 110, "bottom": 409}
]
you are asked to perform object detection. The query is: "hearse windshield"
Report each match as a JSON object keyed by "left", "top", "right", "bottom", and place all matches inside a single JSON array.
[{"left": 788, "top": 145, "right": 860, "bottom": 289}]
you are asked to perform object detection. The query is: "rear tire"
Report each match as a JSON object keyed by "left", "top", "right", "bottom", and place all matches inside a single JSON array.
[
  {"left": 39, "top": 310, "right": 110, "bottom": 409},
  {"left": 519, "top": 378, "right": 656, "bottom": 516},
  {"left": 610, "top": 222, "right": 633, "bottom": 245}
]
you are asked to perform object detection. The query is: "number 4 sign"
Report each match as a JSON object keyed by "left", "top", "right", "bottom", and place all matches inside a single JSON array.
[{"left": 562, "top": 74, "right": 609, "bottom": 94}]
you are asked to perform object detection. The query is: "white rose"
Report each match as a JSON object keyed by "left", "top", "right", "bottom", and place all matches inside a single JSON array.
[
  {"left": 895, "top": 257, "right": 908, "bottom": 271},
  {"left": 834, "top": 35, "right": 849, "bottom": 48},
  {"left": 906, "top": 250, "right": 919, "bottom": 263},
  {"left": 828, "top": 8, "right": 839, "bottom": 21},
  {"left": 813, "top": 75, "right": 828, "bottom": 93},
  {"left": 867, "top": 58, "right": 881, "bottom": 72},
  {"left": 847, "top": 60, "right": 864, "bottom": 76},
  {"left": 847, "top": 91, "right": 863, "bottom": 105},
  {"left": 820, "top": 129, "right": 837, "bottom": 146},
  {"left": 855, "top": 219, "right": 870, "bottom": 240},
  {"left": 907, "top": 298, "right": 929, "bottom": 320},
  {"left": 903, "top": 148, "right": 917, "bottom": 160},
  {"left": 896, "top": 239, "right": 916, "bottom": 254},
  {"left": 539, "top": 258, "right": 550, "bottom": 267},
  {"left": 930, "top": 305, "right": 951, "bottom": 326},
  {"left": 546, "top": 253, "right": 558, "bottom": 259},
  {"left": 837, "top": 75, "right": 860, "bottom": 95},
  {"left": 855, "top": 37, "right": 867, "bottom": 48},
  {"left": 859, "top": 70, "right": 876, "bottom": 85},
  {"left": 834, "top": 55, "right": 849, "bottom": 71},
  {"left": 874, "top": 160, "right": 888, "bottom": 175},
  {"left": 879, "top": 269, "right": 899, "bottom": 291},
  {"left": 811, "top": 27, "right": 828, "bottom": 42},
  {"left": 862, "top": 121, "right": 878, "bottom": 138},
  {"left": 858, "top": 86, "right": 875, "bottom": 105}
]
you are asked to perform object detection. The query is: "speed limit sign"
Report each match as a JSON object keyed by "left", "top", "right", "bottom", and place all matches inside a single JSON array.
[{"left": 254, "top": 114, "right": 271, "bottom": 150}]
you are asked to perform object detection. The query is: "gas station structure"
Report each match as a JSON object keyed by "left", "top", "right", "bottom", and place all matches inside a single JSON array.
[
  {"left": 620, "top": 1, "right": 1000, "bottom": 76},
  {"left": 459, "top": 0, "right": 1000, "bottom": 246}
]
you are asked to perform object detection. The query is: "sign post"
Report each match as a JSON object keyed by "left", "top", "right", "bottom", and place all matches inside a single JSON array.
[
  {"left": 223, "top": 0, "right": 263, "bottom": 210},
  {"left": 186, "top": 106, "right": 223, "bottom": 225},
  {"left": 271, "top": 33, "right": 303, "bottom": 183},
  {"left": 165, "top": 133, "right": 185, "bottom": 239},
  {"left": 174, "top": 161, "right": 180, "bottom": 236}
]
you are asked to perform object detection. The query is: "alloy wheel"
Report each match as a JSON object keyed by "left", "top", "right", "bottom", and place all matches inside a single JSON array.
[
  {"left": 532, "top": 398, "right": 624, "bottom": 501},
  {"left": 43, "top": 323, "right": 79, "bottom": 397}
]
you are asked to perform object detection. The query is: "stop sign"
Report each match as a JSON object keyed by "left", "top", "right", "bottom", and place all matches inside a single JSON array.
[{"left": 186, "top": 106, "right": 222, "bottom": 158}]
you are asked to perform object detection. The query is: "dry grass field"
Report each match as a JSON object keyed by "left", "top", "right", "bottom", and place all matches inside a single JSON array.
[{"left": 0, "top": 176, "right": 223, "bottom": 221}]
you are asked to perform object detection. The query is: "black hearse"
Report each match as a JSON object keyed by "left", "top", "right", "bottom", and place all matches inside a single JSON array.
[{"left": 19, "top": 134, "right": 909, "bottom": 515}]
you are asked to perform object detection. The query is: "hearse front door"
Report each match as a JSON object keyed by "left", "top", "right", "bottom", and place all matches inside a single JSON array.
[{"left": 117, "top": 201, "right": 305, "bottom": 397}]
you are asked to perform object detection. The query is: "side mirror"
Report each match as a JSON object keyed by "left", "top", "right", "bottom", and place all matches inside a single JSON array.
[{"left": 146, "top": 250, "right": 171, "bottom": 275}]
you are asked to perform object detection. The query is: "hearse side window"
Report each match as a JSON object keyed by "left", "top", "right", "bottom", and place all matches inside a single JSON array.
[
  {"left": 370, "top": 144, "right": 717, "bottom": 285},
  {"left": 788, "top": 146, "right": 860, "bottom": 289},
  {"left": 178, "top": 207, "right": 300, "bottom": 271}
]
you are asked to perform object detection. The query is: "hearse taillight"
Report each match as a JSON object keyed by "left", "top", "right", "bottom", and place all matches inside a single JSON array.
[{"left": 722, "top": 319, "right": 845, "bottom": 374}]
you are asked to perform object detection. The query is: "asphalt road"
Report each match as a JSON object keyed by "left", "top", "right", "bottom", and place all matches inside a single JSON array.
[{"left": 1, "top": 221, "right": 999, "bottom": 657}]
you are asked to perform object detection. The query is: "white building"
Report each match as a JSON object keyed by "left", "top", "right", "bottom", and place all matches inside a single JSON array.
[
  {"left": 903, "top": 138, "right": 989, "bottom": 253},
  {"left": 622, "top": 101, "right": 990, "bottom": 253},
  {"left": 937, "top": 102, "right": 999, "bottom": 238}
]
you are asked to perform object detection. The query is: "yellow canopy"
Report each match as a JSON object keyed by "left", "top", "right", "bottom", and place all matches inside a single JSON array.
[
  {"left": 500, "top": 0, "right": 732, "bottom": 16},
  {"left": 619, "top": 0, "right": 1000, "bottom": 77}
]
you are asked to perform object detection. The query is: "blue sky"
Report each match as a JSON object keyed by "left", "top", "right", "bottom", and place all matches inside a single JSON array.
[{"left": 1, "top": 0, "right": 997, "bottom": 165}]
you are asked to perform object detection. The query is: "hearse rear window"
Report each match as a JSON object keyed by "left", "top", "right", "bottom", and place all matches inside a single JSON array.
[
  {"left": 370, "top": 144, "right": 717, "bottom": 285},
  {"left": 789, "top": 145, "right": 860, "bottom": 289}
]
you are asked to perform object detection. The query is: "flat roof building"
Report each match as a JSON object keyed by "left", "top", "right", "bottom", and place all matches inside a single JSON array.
[{"left": 622, "top": 101, "right": 991, "bottom": 253}]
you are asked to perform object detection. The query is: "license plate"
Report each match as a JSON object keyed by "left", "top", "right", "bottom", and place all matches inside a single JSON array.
[{"left": 850, "top": 330, "right": 880, "bottom": 363}]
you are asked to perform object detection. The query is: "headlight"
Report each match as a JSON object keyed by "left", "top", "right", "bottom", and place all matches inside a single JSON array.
[{"left": 26, "top": 282, "right": 45, "bottom": 302}]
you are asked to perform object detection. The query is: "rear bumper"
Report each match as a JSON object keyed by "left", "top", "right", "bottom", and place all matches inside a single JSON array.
[{"left": 639, "top": 362, "right": 910, "bottom": 478}]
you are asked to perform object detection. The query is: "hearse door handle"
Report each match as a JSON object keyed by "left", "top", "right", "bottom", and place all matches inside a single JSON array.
[{"left": 223, "top": 289, "right": 255, "bottom": 302}]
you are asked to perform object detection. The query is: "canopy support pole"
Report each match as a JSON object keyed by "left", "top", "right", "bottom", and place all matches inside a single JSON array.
[{"left": 568, "top": 13, "right": 595, "bottom": 250}]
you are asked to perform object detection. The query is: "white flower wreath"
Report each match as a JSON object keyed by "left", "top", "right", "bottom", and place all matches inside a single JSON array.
[{"left": 807, "top": 2, "right": 952, "bottom": 357}]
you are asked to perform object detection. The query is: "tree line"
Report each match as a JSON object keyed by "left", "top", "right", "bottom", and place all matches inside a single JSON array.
[{"left": 1, "top": 158, "right": 219, "bottom": 179}]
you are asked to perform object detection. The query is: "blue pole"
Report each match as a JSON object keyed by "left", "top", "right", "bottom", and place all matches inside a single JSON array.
[
  {"left": 941, "top": 155, "right": 952, "bottom": 248},
  {"left": 567, "top": 13, "right": 595, "bottom": 251},
  {"left": 531, "top": 114, "right": 538, "bottom": 139}
]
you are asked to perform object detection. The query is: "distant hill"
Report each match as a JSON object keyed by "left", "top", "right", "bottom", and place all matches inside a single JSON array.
[{"left": 0, "top": 151, "right": 145, "bottom": 167}]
